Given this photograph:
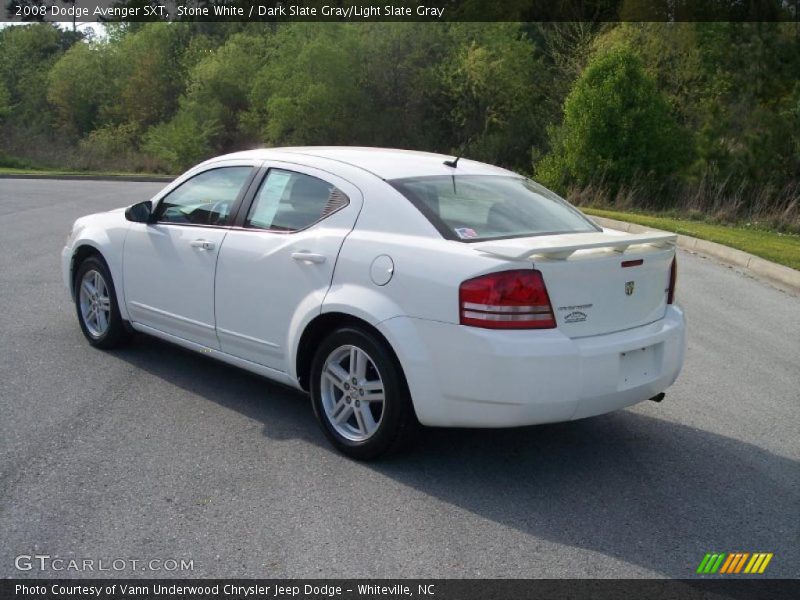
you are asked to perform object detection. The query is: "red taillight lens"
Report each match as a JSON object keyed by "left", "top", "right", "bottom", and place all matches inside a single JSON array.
[
  {"left": 459, "top": 269, "right": 556, "bottom": 329},
  {"left": 667, "top": 256, "right": 678, "bottom": 304}
]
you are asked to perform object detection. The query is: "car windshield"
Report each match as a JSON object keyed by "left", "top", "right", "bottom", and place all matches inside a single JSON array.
[{"left": 390, "top": 175, "right": 598, "bottom": 241}]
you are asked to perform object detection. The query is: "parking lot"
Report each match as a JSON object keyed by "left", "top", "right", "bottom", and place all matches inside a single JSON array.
[{"left": 1, "top": 178, "right": 798, "bottom": 578}]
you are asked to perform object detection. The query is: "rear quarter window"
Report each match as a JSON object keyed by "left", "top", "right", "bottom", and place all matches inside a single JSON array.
[{"left": 245, "top": 169, "right": 349, "bottom": 232}]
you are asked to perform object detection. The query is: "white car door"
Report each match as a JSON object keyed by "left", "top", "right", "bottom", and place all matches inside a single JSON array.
[
  {"left": 214, "top": 163, "right": 363, "bottom": 372},
  {"left": 123, "top": 162, "right": 258, "bottom": 348}
]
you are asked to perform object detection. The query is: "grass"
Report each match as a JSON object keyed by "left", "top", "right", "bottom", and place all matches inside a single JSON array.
[
  {"left": 582, "top": 207, "right": 800, "bottom": 271},
  {"left": 0, "top": 166, "right": 172, "bottom": 178}
]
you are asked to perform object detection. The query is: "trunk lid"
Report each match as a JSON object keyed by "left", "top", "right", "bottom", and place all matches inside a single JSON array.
[{"left": 473, "top": 229, "right": 677, "bottom": 338}]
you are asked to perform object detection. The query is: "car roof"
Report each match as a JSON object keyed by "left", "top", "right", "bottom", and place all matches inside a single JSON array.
[{"left": 210, "top": 146, "right": 519, "bottom": 180}]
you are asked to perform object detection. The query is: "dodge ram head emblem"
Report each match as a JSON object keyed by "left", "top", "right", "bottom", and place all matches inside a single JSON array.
[{"left": 625, "top": 281, "right": 635, "bottom": 296}]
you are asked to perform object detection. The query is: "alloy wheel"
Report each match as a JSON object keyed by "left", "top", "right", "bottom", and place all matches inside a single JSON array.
[
  {"left": 320, "top": 345, "right": 385, "bottom": 441},
  {"left": 78, "top": 269, "right": 112, "bottom": 338}
]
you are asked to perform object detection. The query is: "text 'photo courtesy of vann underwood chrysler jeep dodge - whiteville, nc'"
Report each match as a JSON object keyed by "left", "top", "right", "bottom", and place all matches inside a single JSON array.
[{"left": 61, "top": 147, "right": 685, "bottom": 459}]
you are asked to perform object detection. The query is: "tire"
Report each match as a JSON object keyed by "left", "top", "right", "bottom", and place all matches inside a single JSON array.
[
  {"left": 310, "top": 327, "right": 417, "bottom": 459},
  {"left": 74, "top": 255, "right": 131, "bottom": 349}
]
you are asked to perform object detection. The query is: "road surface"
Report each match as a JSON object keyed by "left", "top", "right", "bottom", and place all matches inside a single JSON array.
[{"left": 1, "top": 179, "right": 798, "bottom": 578}]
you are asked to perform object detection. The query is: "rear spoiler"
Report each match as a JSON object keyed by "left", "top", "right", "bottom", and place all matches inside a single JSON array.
[{"left": 474, "top": 230, "right": 677, "bottom": 260}]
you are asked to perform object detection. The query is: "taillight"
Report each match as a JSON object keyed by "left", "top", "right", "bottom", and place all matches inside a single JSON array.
[
  {"left": 459, "top": 269, "right": 556, "bottom": 329},
  {"left": 667, "top": 256, "right": 678, "bottom": 304}
]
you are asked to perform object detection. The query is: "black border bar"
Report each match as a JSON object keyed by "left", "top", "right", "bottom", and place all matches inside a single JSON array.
[
  {"left": 3, "top": 579, "right": 800, "bottom": 600},
  {"left": 4, "top": 0, "right": 800, "bottom": 23}
]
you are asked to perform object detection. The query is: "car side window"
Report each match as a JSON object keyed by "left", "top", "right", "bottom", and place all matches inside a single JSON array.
[
  {"left": 154, "top": 166, "right": 252, "bottom": 226},
  {"left": 245, "top": 169, "right": 349, "bottom": 232}
]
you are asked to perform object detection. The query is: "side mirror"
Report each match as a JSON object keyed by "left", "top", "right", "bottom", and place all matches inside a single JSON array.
[{"left": 125, "top": 200, "right": 153, "bottom": 223}]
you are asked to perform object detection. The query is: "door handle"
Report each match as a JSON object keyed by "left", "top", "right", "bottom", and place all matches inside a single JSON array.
[
  {"left": 291, "top": 251, "right": 326, "bottom": 264},
  {"left": 190, "top": 239, "right": 215, "bottom": 250}
]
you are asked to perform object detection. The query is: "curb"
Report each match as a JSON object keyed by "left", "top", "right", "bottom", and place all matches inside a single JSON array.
[
  {"left": 0, "top": 173, "right": 174, "bottom": 183},
  {"left": 592, "top": 216, "right": 800, "bottom": 295}
]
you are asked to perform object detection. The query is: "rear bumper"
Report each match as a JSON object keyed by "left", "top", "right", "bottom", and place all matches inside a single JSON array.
[{"left": 378, "top": 306, "right": 686, "bottom": 427}]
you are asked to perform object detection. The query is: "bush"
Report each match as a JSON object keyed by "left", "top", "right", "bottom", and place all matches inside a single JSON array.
[
  {"left": 142, "top": 111, "right": 219, "bottom": 172},
  {"left": 77, "top": 123, "right": 139, "bottom": 161},
  {"left": 537, "top": 46, "right": 691, "bottom": 199},
  {"left": 73, "top": 123, "right": 170, "bottom": 172},
  {"left": 0, "top": 151, "right": 34, "bottom": 169}
]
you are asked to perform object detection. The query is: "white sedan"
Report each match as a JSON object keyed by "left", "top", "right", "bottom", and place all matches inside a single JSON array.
[{"left": 62, "top": 147, "right": 685, "bottom": 458}]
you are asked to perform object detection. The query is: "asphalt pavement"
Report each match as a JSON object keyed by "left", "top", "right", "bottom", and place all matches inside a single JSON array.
[{"left": 1, "top": 179, "right": 798, "bottom": 578}]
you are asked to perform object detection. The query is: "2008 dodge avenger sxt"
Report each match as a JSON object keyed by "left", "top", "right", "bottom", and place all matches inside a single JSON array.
[{"left": 62, "top": 147, "right": 685, "bottom": 458}]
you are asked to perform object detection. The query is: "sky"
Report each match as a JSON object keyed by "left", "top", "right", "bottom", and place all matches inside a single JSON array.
[{"left": 0, "top": 21, "right": 107, "bottom": 39}]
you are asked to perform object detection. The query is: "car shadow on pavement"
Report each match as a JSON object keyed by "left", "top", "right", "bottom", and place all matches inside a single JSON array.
[
  {"left": 387, "top": 417, "right": 798, "bottom": 577},
  {"left": 112, "top": 335, "right": 320, "bottom": 441},
  {"left": 114, "top": 334, "right": 799, "bottom": 578}
]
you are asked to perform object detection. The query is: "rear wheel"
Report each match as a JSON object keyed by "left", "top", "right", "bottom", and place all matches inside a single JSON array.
[
  {"left": 310, "top": 327, "right": 416, "bottom": 459},
  {"left": 74, "top": 256, "right": 131, "bottom": 349}
]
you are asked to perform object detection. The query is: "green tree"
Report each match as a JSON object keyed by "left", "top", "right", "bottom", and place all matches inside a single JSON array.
[
  {"left": 595, "top": 23, "right": 800, "bottom": 198},
  {"left": 355, "top": 23, "right": 451, "bottom": 151},
  {"left": 140, "top": 31, "right": 270, "bottom": 170},
  {"left": 689, "top": 23, "right": 800, "bottom": 187},
  {"left": 538, "top": 45, "right": 690, "bottom": 195},
  {"left": 0, "top": 23, "right": 66, "bottom": 128},
  {"left": 177, "top": 32, "right": 271, "bottom": 152},
  {"left": 440, "top": 23, "right": 549, "bottom": 170},
  {"left": 108, "top": 23, "right": 194, "bottom": 129},
  {"left": 47, "top": 41, "right": 113, "bottom": 135},
  {"left": 246, "top": 24, "right": 369, "bottom": 146},
  {"left": 0, "top": 79, "right": 11, "bottom": 121}
]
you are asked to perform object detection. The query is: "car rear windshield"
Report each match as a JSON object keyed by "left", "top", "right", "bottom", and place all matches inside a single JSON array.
[{"left": 390, "top": 175, "right": 599, "bottom": 241}]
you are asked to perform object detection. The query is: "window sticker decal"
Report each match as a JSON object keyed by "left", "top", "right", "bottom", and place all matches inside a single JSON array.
[{"left": 454, "top": 227, "right": 478, "bottom": 239}]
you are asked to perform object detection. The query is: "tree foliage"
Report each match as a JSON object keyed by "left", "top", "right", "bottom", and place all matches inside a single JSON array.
[
  {"left": 0, "top": 21, "right": 797, "bottom": 224},
  {"left": 440, "top": 24, "right": 549, "bottom": 167},
  {"left": 0, "top": 23, "right": 67, "bottom": 128},
  {"left": 588, "top": 22, "right": 800, "bottom": 191},
  {"left": 0, "top": 79, "right": 11, "bottom": 121},
  {"left": 537, "top": 45, "right": 690, "bottom": 194},
  {"left": 47, "top": 42, "right": 113, "bottom": 135},
  {"left": 109, "top": 23, "right": 194, "bottom": 129},
  {"left": 247, "top": 25, "right": 369, "bottom": 146},
  {"left": 142, "top": 110, "right": 218, "bottom": 172}
]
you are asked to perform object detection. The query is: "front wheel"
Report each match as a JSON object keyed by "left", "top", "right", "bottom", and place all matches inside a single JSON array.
[
  {"left": 310, "top": 327, "right": 416, "bottom": 459},
  {"left": 74, "top": 256, "right": 131, "bottom": 349}
]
